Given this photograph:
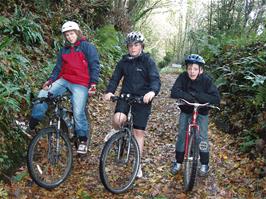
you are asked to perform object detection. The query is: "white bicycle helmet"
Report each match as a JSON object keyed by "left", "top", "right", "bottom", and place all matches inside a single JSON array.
[
  {"left": 125, "top": 31, "right": 144, "bottom": 44},
  {"left": 61, "top": 21, "right": 80, "bottom": 33}
]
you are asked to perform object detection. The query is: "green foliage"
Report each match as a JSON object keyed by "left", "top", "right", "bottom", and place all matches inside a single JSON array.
[
  {"left": 197, "top": 32, "right": 266, "bottom": 154},
  {"left": 11, "top": 171, "right": 28, "bottom": 182},
  {"left": 160, "top": 66, "right": 183, "bottom": 74},
  {"left": 255, "top": 82, "right": 266, "bottom": 106},
  {"left": 94, "top": 25, "right": 125, "bottom": 89},
  {"left": 2, "top": 6, "right": 44, "bottom": 45},
  {"left": 158, "top": 51, "right": 174, "bottom": 69},
  {"left": 0, "top": 183, "right": 8, "bottom": 199},
  {"left": 239, "top": 131, "right": 258, "bottom": 152}
]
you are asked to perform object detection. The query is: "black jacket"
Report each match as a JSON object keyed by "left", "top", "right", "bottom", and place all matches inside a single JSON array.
[
  {"left": 106, "top": 53, "right": 161, "bottom": 96},
  {"left": 170, "top": 72, "right": 220, "bottom": 115}
]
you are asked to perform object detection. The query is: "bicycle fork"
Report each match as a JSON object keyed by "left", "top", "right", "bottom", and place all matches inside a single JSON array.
[
  {"left": 184, "top": 109, "right": 200, "bottom": 159},
  {"left": 48, "top": 117, "right": 62, "bottom": 164},
  {"left": 116, "top": 130, "right": 132, "bottom": 163}
]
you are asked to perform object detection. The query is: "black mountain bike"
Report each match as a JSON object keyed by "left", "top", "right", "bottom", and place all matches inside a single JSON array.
[
  {"left": 99, "top": 94, "right": 142, "bottom": 194},
  {"left": 27, "top": 91, "right": 91, "bottom": 189}
]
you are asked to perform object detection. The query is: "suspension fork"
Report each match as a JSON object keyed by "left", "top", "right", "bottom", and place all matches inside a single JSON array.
[
  {"left": 48, "top": 116, "right": 61, "bottom": 162},
  {"left": 117, "top": 128, "right": 132, "bottom": 163}
]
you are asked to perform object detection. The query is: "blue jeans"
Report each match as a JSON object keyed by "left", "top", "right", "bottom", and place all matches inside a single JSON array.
[
  {"left": 31, "top": 78, "right": 89, "bottom": 138},
  {"left": 175, "top": 112, "right": 209, "bottom": 164}
]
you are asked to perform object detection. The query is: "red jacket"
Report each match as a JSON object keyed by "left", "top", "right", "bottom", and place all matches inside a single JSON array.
[{"left": 49, "top": 37, "right": 100, "bottom": 87}]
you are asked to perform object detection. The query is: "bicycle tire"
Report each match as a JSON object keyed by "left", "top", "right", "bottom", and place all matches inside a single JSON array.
[
  {"left": 184, "top": 128, "right": 199, "bottom": 192},
  {"left": 27, "top": 127, "right": 73, "bottom": 189},
  {"left": 86, "top": 109, "right": 92, "bottom": 149},
  {"left": 99, "top": 131, "right": 140, "bottom": 194}
]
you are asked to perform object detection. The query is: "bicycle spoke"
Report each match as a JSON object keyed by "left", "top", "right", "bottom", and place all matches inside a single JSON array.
[
  {"left": 28, "top": 128, "right": 73, "bottom": 189},
  {"left": 100, "top": 132, "right": 140, "bottom": 193}
]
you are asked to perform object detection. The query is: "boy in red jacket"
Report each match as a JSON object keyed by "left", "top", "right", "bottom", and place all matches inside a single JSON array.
[{"left": 28, "top": 21, "right": 100, "bottom": 154}]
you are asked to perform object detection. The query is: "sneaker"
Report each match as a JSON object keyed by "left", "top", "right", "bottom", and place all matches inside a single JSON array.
[
  {"left": 15, "top": 120, "right": 35, "bottom": 139},
  {"left": 136, "top": 164, "right": 143, "bottom": 178},
  {"left": 104, "top": 129, "right": 118, "bottom": 142},
  {"left": 171, "top": 161, "right": 182, "bottom": 175},
  {"left": 77, "top": 141, "right": 88, "bottom": 154},
  {"left": 199, "top": 164, "right": 209, "bottom": 176}
]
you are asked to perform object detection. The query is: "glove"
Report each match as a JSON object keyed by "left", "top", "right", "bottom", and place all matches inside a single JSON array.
[
  {"left": 88, "top": 83, "right": 96, "bottom": 96},
  {"left": 42, "top": 79, "right": 52, "bottom": 90}
]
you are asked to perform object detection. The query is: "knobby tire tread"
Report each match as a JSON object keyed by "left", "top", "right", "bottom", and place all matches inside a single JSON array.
[
  {"left": 27, "top": 127, "right": 73, "bottom": 189},
  {"left": 99, "top": 131, "right": 140, "bottom": 194},
  {"left": 184, "top": 128, "right": 199, "bottom": 192}
]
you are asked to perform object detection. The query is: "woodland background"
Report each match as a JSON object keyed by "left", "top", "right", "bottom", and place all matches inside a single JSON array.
[{"left": 0, "top": 0, "right": 265, "bottom": 196}]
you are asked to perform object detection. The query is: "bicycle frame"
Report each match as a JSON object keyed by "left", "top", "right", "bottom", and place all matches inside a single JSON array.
[
  {"left": 111, "top": 94, "right": 142, "bottom": 164},
  {"left": 184, "top": 105, "right": 201, "bottom": 159},
  {"left": 116, "top": 102, "right": 134, "bottom": 163},
  {"left": 35, "top": 92, "right": 74, "bottom": 162}
]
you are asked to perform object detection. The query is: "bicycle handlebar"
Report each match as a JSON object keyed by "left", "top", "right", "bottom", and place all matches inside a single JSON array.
[
  {"left": 32, "top": 91, "right": 72, "bottom": 105},
  {"left": 110, "top": 94, "right": 143, "bottom": 104},
  {"left": 176, "top": 98, "right": 220, "bottom": 111}
]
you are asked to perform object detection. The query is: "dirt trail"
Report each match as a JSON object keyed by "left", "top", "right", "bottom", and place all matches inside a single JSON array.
[{"left": 4, "top": 73, "right": 265, "bottom": 199}]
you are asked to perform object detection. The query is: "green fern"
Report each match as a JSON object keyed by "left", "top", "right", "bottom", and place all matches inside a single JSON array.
[
  {"left": 255, "top": 82, "right": 266, "bottom": 106},
  {"left": 2, "top": 6, "right": 44, "bottom": 45}
]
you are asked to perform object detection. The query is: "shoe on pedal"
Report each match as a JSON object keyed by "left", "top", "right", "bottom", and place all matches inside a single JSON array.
[
  {"left": 171, "top": 161, "right": 182, "bottom": 175},
  {"left": 15, "top": 120, "right": 36, "bottom": 139},
  {"left": 104, "top": 129, "right": 118, "bottom": 142},
  {"left": 77, "top": 141, "right": 88, "bottom": 154},
  {"left": 136, "top": 164, "right": 143, "bottom": 178},
  {"left": 199, "top": 164, "right": 209, "bottom": 176}
]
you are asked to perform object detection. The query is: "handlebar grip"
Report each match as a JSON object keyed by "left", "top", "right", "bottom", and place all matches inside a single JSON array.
[{"left": 110, "top": 96, "right": 119, "bottom": 102}]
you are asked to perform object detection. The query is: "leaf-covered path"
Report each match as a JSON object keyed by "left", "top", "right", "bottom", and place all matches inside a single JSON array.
[{"left": 5, "top": 73, "right": 265, "bottom": 199}]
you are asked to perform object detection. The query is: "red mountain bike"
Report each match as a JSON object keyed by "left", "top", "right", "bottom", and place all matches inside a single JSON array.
[{"left": 176, "top": 98, "right": 220, "bottom": 192}]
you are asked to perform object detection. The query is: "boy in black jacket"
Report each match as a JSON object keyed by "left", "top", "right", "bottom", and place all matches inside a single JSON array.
[
  {"left": 170, "top": 54, "right": 220, "bottom": 175},
  {"left": 103, "top": 32, "right": 161, "bottom": 178}
]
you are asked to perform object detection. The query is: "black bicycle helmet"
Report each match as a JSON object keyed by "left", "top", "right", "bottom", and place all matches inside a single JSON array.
[
  {"left": 125, "top": 31, "right": 144, "bottom": 45},
  {"left": 185, "top": 54, "right": 205, "bottom": 65}
]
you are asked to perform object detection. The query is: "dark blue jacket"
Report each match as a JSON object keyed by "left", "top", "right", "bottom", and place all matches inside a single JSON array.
[
  {"left": 171, "top": 72, "right": 220, "bottom": 115},
  {"left": 106, "top": 53, "right": 161, "bottom": 96}
]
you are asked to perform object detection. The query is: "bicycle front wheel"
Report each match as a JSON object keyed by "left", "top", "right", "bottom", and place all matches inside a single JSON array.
[
  {"left": 99, "top": 131, "right": 140, "bottom": 194},
  {"left": 184, "top": 128, "right": 199, "bottom": 192},
  {"left": 27, "top": 127, "right": 73, "bottom": 189}
]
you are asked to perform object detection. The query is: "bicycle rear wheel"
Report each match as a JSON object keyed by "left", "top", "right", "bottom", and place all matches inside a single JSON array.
[
  {"left": 184, "top": 128, "right": 199, "bottom": 192},
  {"left": 99, "top": 131, "right": 140, "bottom": 194},
  {"left": 27, "top": 127, "right": 73, "bottom": 189}
]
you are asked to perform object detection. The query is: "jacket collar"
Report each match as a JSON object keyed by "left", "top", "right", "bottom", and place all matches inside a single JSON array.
[{"left": 65, "top": 36, "right": 87, "bottom": 47}]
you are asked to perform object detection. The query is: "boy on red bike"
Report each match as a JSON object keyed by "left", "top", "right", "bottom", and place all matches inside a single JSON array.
[{"left": 170, "top": 54, "right": 220, "bottom": 176}]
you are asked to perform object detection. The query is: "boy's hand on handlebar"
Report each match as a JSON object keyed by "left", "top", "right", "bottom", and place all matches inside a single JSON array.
[
  {"left": 88, "top": 83, "right": 96, "bottom": 96},
  {"left": 143, "top": 91, "right": 155, "bottom": 104},
  {"left": 42, "top": 80, "right": 52, "bottom": 91},
  {"left": 103, "top": 92, "right": 114, "bottom": 101}
]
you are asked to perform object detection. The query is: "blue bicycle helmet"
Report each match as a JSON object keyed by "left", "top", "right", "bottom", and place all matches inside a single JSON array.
[{"left": 185, "top": 54, "right": 205, "bottom": 65}]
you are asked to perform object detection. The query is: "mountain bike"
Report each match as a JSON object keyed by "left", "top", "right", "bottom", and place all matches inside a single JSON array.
[
  {"left": 176, "top": 98, "right": 220, "bottom": 192},
  {"left": 99, "top": 94, "right": 142, "bottom": 194},
  {"left": 27, "top": 91, "right": 91, "bottom": 189}
]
